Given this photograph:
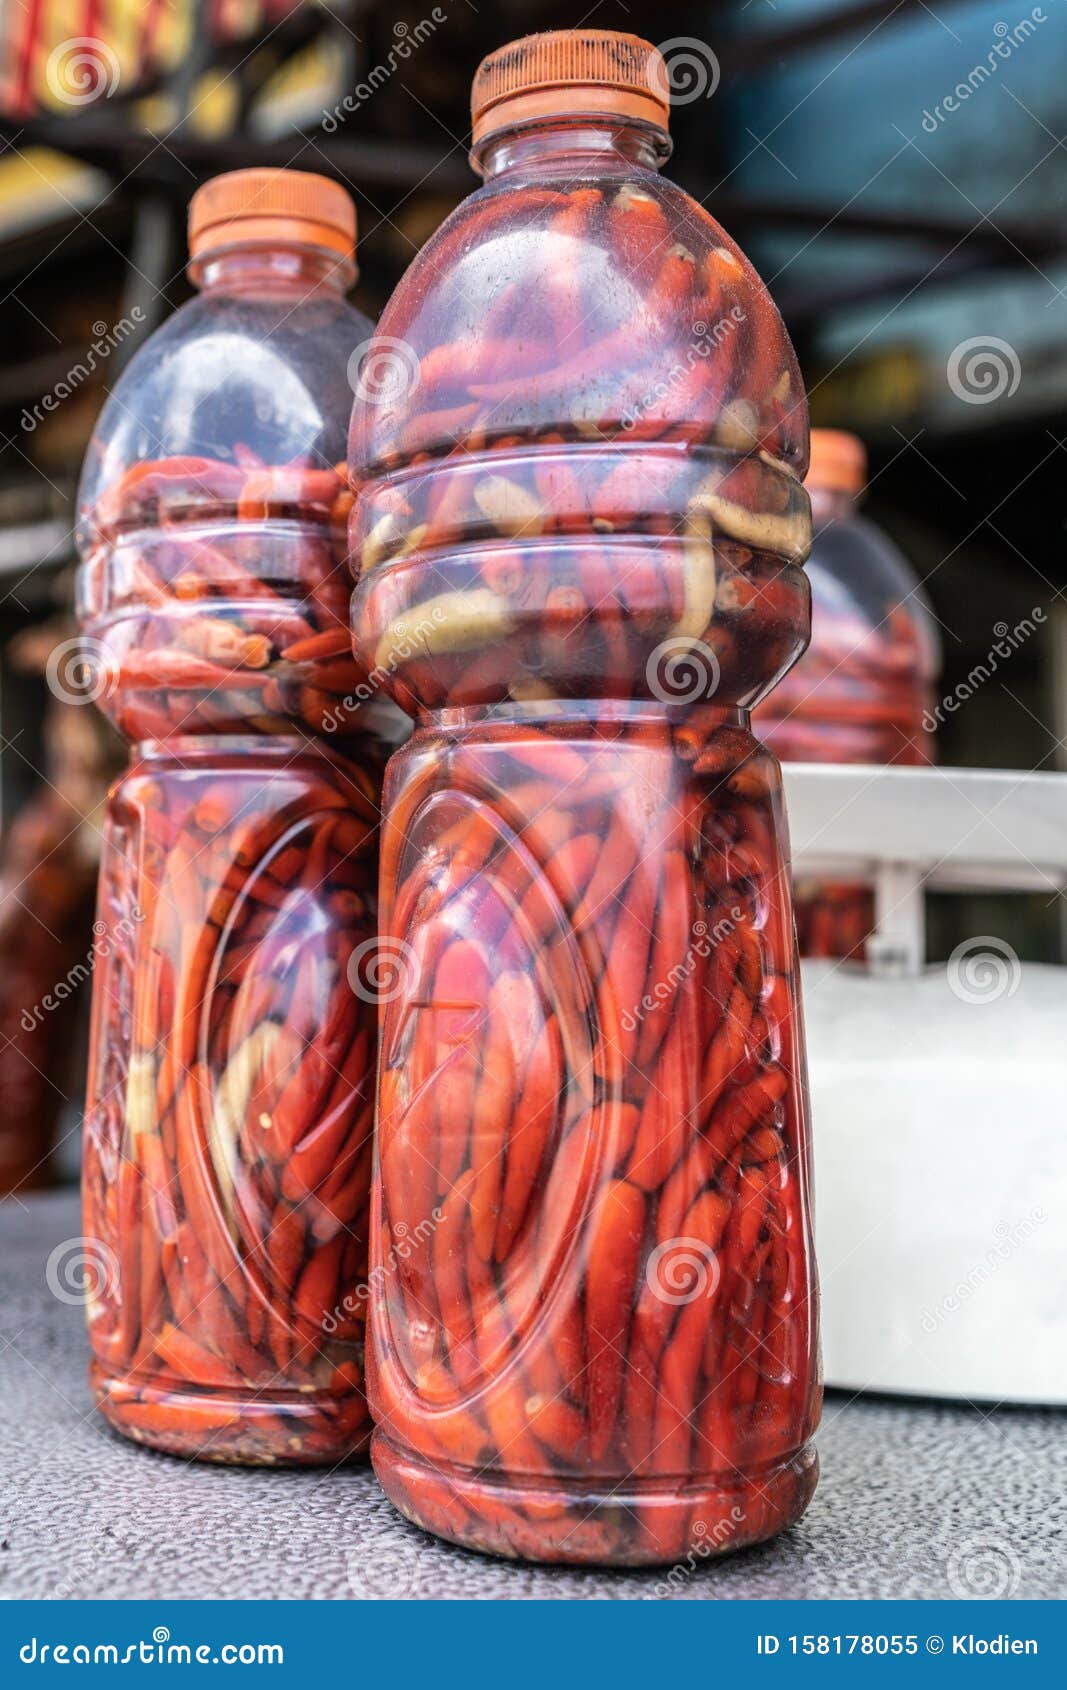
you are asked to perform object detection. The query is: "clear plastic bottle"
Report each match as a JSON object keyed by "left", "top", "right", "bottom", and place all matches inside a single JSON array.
[
  {"left": 77, "top": 170, "right": 387, "bottom": 1464},
  {"left": 757, "top": 430, "right": 940, "bottom": 958},
  {"left": 350, "top": 32, "right": 820, "bottom": 1564}
]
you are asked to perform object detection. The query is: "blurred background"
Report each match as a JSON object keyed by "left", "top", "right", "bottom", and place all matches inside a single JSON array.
[{"left": 1, "top": 0, "right": 1065, "bottom": 1195}]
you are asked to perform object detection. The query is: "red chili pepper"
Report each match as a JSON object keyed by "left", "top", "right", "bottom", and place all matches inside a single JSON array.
[
  {"left": 82, "top": 744, "right": 384, "bottom": 1466},
  {"left": 81, "top": 454, "right": 365, "bottom": 742}
]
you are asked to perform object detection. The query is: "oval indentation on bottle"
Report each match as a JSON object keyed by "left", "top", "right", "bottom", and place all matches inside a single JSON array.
[
  {"left": 188, "top": 806, "right": 374, "bottom": 1357},
  {"left": 378, "top": 788, "right": 604, "bottom": 1411}
]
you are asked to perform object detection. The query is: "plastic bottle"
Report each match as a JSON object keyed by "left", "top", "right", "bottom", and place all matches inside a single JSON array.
[
  {"left": 757, "top": 430, "right": 939, "bottom": 958},
  {"left": 77, "top": 170, "right": 387, "bottom": 1464},
  {"left": 350, "top": 31, "right": 821, "bottom": 1564}
]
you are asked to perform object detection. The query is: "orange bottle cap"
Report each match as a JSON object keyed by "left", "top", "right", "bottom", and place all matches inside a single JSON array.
[
  {"left": 806, "top": 429, "right": 867, "bottom": 495},
  {"left": 471, "top": 30, "right": 671, "bottom": 157},
  {"left": 188, "top": 169, "right": 357, "bottom": 273}
]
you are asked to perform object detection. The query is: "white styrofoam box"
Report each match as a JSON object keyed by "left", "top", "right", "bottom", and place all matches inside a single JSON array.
[{"left": 801, "top": 958, "right": 1064, "bottom": 1404}]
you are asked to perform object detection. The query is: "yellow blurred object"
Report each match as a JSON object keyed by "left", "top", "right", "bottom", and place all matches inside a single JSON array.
[
  {"left": 810, "top": 345, "right": 928, "bottom": 432},
  {"left": 0, "top": 147, "right": 105, "bottom": 236}
]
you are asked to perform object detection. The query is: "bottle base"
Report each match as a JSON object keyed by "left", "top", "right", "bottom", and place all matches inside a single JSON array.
[
  {"left": 371, "top": 1431, "right": 818, "bottom": 1567},
  {"left": 90, "top": 1362, "right": 371, "bottom": 1467}
]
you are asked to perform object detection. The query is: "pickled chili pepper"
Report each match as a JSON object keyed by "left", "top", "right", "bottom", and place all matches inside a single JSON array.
[
  {"left": 83, "top": 744, "right": 381, "bottom": 1462},
  {"left": 77, "top": 448, "right": 360, "bottom": 744},
  {"left": 351, "top": 32, "right": 820, "bottom": 1566},
  {"left": 756, "top": 431, "right": 940, "bottom": 959},
  {"left": 78, "top": 171, "right": 399, "bottom": 1465}
]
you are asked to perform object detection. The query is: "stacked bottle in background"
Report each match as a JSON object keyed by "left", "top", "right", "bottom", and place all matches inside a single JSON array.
[
  {"left": 350, "top": 31, "right": 821, "bottom": 1566},
  {"left": 757, "top": 429, "right": 940, "bottom": 959},
  {"left": 77, "top": 171, "right": 391, "bottom": 1464}
]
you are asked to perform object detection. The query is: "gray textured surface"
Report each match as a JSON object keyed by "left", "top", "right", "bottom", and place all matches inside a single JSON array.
[{"left": 1, "top": 1192, "right": 1064, "bottom": 1601}]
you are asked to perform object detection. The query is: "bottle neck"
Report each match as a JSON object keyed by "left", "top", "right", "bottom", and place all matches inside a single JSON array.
[
  {"left": 475, "top": 116, "right": 670, "bottom": 181},
  {"left": 189, "top": 243, "right": 353, "bottom": 298}
]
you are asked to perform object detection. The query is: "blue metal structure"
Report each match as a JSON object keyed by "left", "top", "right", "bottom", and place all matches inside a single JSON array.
[{"left": 718, "top": 0, "right": 1067, "bottom": 435}]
